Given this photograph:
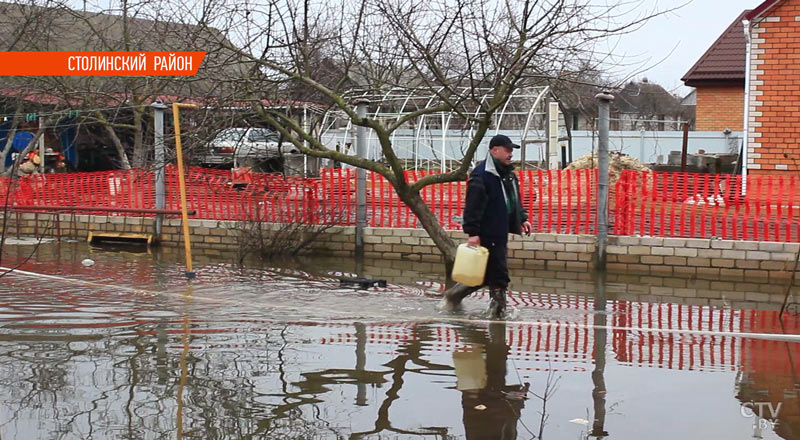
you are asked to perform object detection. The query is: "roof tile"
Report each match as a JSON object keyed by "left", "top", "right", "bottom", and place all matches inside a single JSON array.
[{"left": 681, "top": 10, "right": 749, "bottom": 86}]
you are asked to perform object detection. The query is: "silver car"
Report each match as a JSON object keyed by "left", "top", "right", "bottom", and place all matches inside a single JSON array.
[{"left": 202, "top": 128, "right": 298, "bottom": 167}]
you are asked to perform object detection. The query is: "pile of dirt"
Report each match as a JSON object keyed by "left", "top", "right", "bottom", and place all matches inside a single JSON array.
[{"left": 566, "top": 152, "right": 649, "bottom": 182}]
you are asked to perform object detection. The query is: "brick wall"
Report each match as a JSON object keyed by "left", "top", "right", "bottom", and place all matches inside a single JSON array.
[
  {"left": 696, "top": 86, "right": 744, "bottom": 131},
  {"left": 1, "top": 213, "right": 244, "bottom": 249},
  {"left": 324, "top": 228, "right": 596, "bottom": 272},
  {"left": 748, "top": 1, "right": 800, "bottom": 175},
  {"left": 3, "top": 213, "right": 799, "bottom": 281},
  {"left": 606, "top": 236, "right": 799, "bottom": 282}
]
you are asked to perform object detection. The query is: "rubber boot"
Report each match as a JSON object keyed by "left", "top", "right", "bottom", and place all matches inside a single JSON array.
[
  {"left": 488, "top": 288, "right": 507, "bottom": 318},
  {"left": 440, "top": 283, "right": 480, "bottom": 311}
]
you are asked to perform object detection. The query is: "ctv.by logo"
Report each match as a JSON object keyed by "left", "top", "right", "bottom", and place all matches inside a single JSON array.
[{"left": 741, "top": 402, "right": 781, "bottom": 431}]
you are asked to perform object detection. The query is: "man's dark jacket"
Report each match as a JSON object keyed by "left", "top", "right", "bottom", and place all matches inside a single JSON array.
[{"left": 462, "top": 155, "right": 528, "bottom": 240}]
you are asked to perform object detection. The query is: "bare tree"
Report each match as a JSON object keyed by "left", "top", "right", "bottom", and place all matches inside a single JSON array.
[
  {"left": 0, "top": 0, "right": 671, "bottom": 277},
  {"left": 188, "top": 0, "right": 668, "bottom": 277}
]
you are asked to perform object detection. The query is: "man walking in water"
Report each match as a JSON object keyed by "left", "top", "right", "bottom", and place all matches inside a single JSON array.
[{"left": 441, "top": 134, "right": 531, "bottom": 317}]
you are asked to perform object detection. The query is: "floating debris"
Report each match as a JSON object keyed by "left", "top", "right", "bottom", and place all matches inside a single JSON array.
[{"left": 339, "top": 277, "right": 387, "bottom": 290}]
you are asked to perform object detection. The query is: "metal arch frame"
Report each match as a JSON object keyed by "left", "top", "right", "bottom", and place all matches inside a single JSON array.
[
  {"left": 365, "top": 88, "right": 397, "bottom": 161},
  {"left": 520, "top": 86, "right": 552, "bottom": 165},
  {"left": 440, "top": 110, "right": 454, "bottom": 172},
  {"left": 390, "top": 90, "right": 414, "bottom": 147},
  {"left": 318, "top": 86, "right": 553, "bottom": 169},
  {"left": 520, "top": 86, "right": 551, "bottom": 142},
  {"left": 414, "top": 86, "right": 446, "bottom": 169},
  {"left": 466, "top": 90, "right": 493, "bottom": 166},
  {"left": 391, "top": 89, "right": 415, "bottom": 166},
  {"left": 494, "top": 88, "right": 520, "bottom": 136}
]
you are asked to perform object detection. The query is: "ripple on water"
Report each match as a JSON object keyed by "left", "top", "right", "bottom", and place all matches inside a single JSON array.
[{"left": 135, "top": 310, "right": 180, "bottom": 318}]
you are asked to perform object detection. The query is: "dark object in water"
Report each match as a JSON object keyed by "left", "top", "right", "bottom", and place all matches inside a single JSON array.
[
  {"left": 339, "top": 277, "right": 387, "bottom": 290},
  {"left": 88, "top": 232, "right": 152, "bottom": 246}
]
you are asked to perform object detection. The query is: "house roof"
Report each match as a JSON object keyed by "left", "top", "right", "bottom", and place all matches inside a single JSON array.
[
  {"left": 746, "top": 0, "right": 783, "bottom": 20},
  {"left": 681, "top": 10, "right": 750, "bottom": 86},
  {"left": 615, "top": 80, "right": 680, "bottom": 115},
  {"left": 681, "top": 89, "right": 697, "bottom": 106}
]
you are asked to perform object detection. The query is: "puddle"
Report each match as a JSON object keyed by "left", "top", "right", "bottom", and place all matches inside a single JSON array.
[{"left": 0, "top": 241, "right": 797, "bottom": 438}]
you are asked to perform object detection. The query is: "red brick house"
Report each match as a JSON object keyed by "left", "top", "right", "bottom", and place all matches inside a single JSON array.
[
  {"left": 742, "top": 0, "right": 800, "bottom": 176},
  {"left": 684, "top": 0, "right": 800, "bottom": 178},
  {"left": 682, "top": 11, "right": 749, "bottom": 132}
]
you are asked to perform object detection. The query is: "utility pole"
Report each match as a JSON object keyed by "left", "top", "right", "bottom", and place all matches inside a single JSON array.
[
  {"left": 151, "top": 101, "right": 167, "bottom": 239},
  {"left": 38, "top": 116, "right": 45, "bottom": 173},
  {"left": 354, "top": 99, "right": 369, "bottom": 258},
  {"left": 595, "top": 92, "right": 614, "bottom": 270}
]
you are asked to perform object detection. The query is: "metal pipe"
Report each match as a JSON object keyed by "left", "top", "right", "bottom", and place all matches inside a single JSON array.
[
  {"left": 595, "top": 92, "right": 614, "bottom": 270},
  {"left": 354, "top": 98, "right": 369, "bottom": 257},
  {"left": 152, "top": 101, "right": 167, "bottom": 238},
  {"left": 742, "top": 18, "right": 752, "bottom": 194},
  {"left": 6, "top": 205, "right": 194, "bottom": 215},
  {"left": 38, "top": 116, "right": 45, "bottom": 174},
  {"left": 303, "top": 104, "right": 308, "bottom": 176}
]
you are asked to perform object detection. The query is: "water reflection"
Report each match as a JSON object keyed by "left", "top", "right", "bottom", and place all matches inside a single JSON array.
[
  {"left": 590, "top": 271, "right": 609, "bottom": 439},
  {"left": 1, "top": 242, "right": 800, "bottom": 438},
  {"left": 454, "top": 322, "right": 527, "bottom": 439}
]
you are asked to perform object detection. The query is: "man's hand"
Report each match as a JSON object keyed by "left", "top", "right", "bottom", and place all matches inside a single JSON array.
[
  {"left": 522, "top": 221, "right": 532, "bottom": 236},
  {"left": 467, "top": 236, "right": 481, "bottom": 247}
]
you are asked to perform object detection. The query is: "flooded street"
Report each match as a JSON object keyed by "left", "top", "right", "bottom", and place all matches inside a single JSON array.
[{"left": 0, "top": 242, "right": 799, "bottom": 439}]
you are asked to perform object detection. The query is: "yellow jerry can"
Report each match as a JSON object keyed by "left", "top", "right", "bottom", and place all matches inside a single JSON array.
[{"left": 451, "top": 243, "right": 489, "bottom": 287}]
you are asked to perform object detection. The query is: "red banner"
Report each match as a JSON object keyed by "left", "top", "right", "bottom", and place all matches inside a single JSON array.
[{"left": 0, "top": 51, "right": 205, "bottom": 76}]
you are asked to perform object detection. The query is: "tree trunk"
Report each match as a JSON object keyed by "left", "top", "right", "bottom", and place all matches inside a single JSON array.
[
  {"left": 397, "top": 187, "right": 457, "bottom": 286},
  {"left": 131, "top": 108, "right": 146, "bottom": 168},
  {"left": 0, "top": 105, "right": 23, "bottom": 174},
  {"left": 104, "top": 124, "right": 132, "bottom": 170}
]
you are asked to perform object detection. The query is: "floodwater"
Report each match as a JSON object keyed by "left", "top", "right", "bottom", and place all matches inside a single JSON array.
[{"left": 1, "top": 241, "right": 800, "bottom": 439}]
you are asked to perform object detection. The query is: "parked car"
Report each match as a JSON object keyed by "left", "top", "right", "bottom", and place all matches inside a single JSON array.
[{"left": 202, "top": 127, "right": 299, "bottom": 169}]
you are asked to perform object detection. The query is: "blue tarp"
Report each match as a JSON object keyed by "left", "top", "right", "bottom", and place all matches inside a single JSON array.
[
  {"left": 0, "top": 118, "right": 78, "bottom": 168},
  {"left": 0, "top": 122, "right": 34, "bottom": 168}
]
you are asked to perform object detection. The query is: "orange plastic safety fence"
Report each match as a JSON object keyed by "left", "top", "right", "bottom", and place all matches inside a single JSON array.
[{"left": 614, "top": 170, "right": 800, "bottom": 242}]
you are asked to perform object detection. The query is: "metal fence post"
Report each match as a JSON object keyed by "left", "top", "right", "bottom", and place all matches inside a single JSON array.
[
  {"left": 38, "top": 116, "right": 45, "bottom": 174},
  {"left": 151, "top": 101, "right": 168, "bottom": 239},
  {"left": 354, "top": 99, "right": 369, "bottom": 257},
  {"left": 595, "top": 92, "right": 614, "bottom": 270}
]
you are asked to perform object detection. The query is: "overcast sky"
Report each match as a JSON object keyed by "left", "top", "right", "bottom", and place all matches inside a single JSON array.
[{"left": 603, "top": 0, "right": 757, "bottom": 96}]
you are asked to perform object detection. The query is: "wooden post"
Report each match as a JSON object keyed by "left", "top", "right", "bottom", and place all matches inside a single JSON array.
[
  {"left": 172, "top": 103, "right": 199, "bottom": 278},
  {"left": 681, "top": 122, "right": 689, "bottom": 172}
]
